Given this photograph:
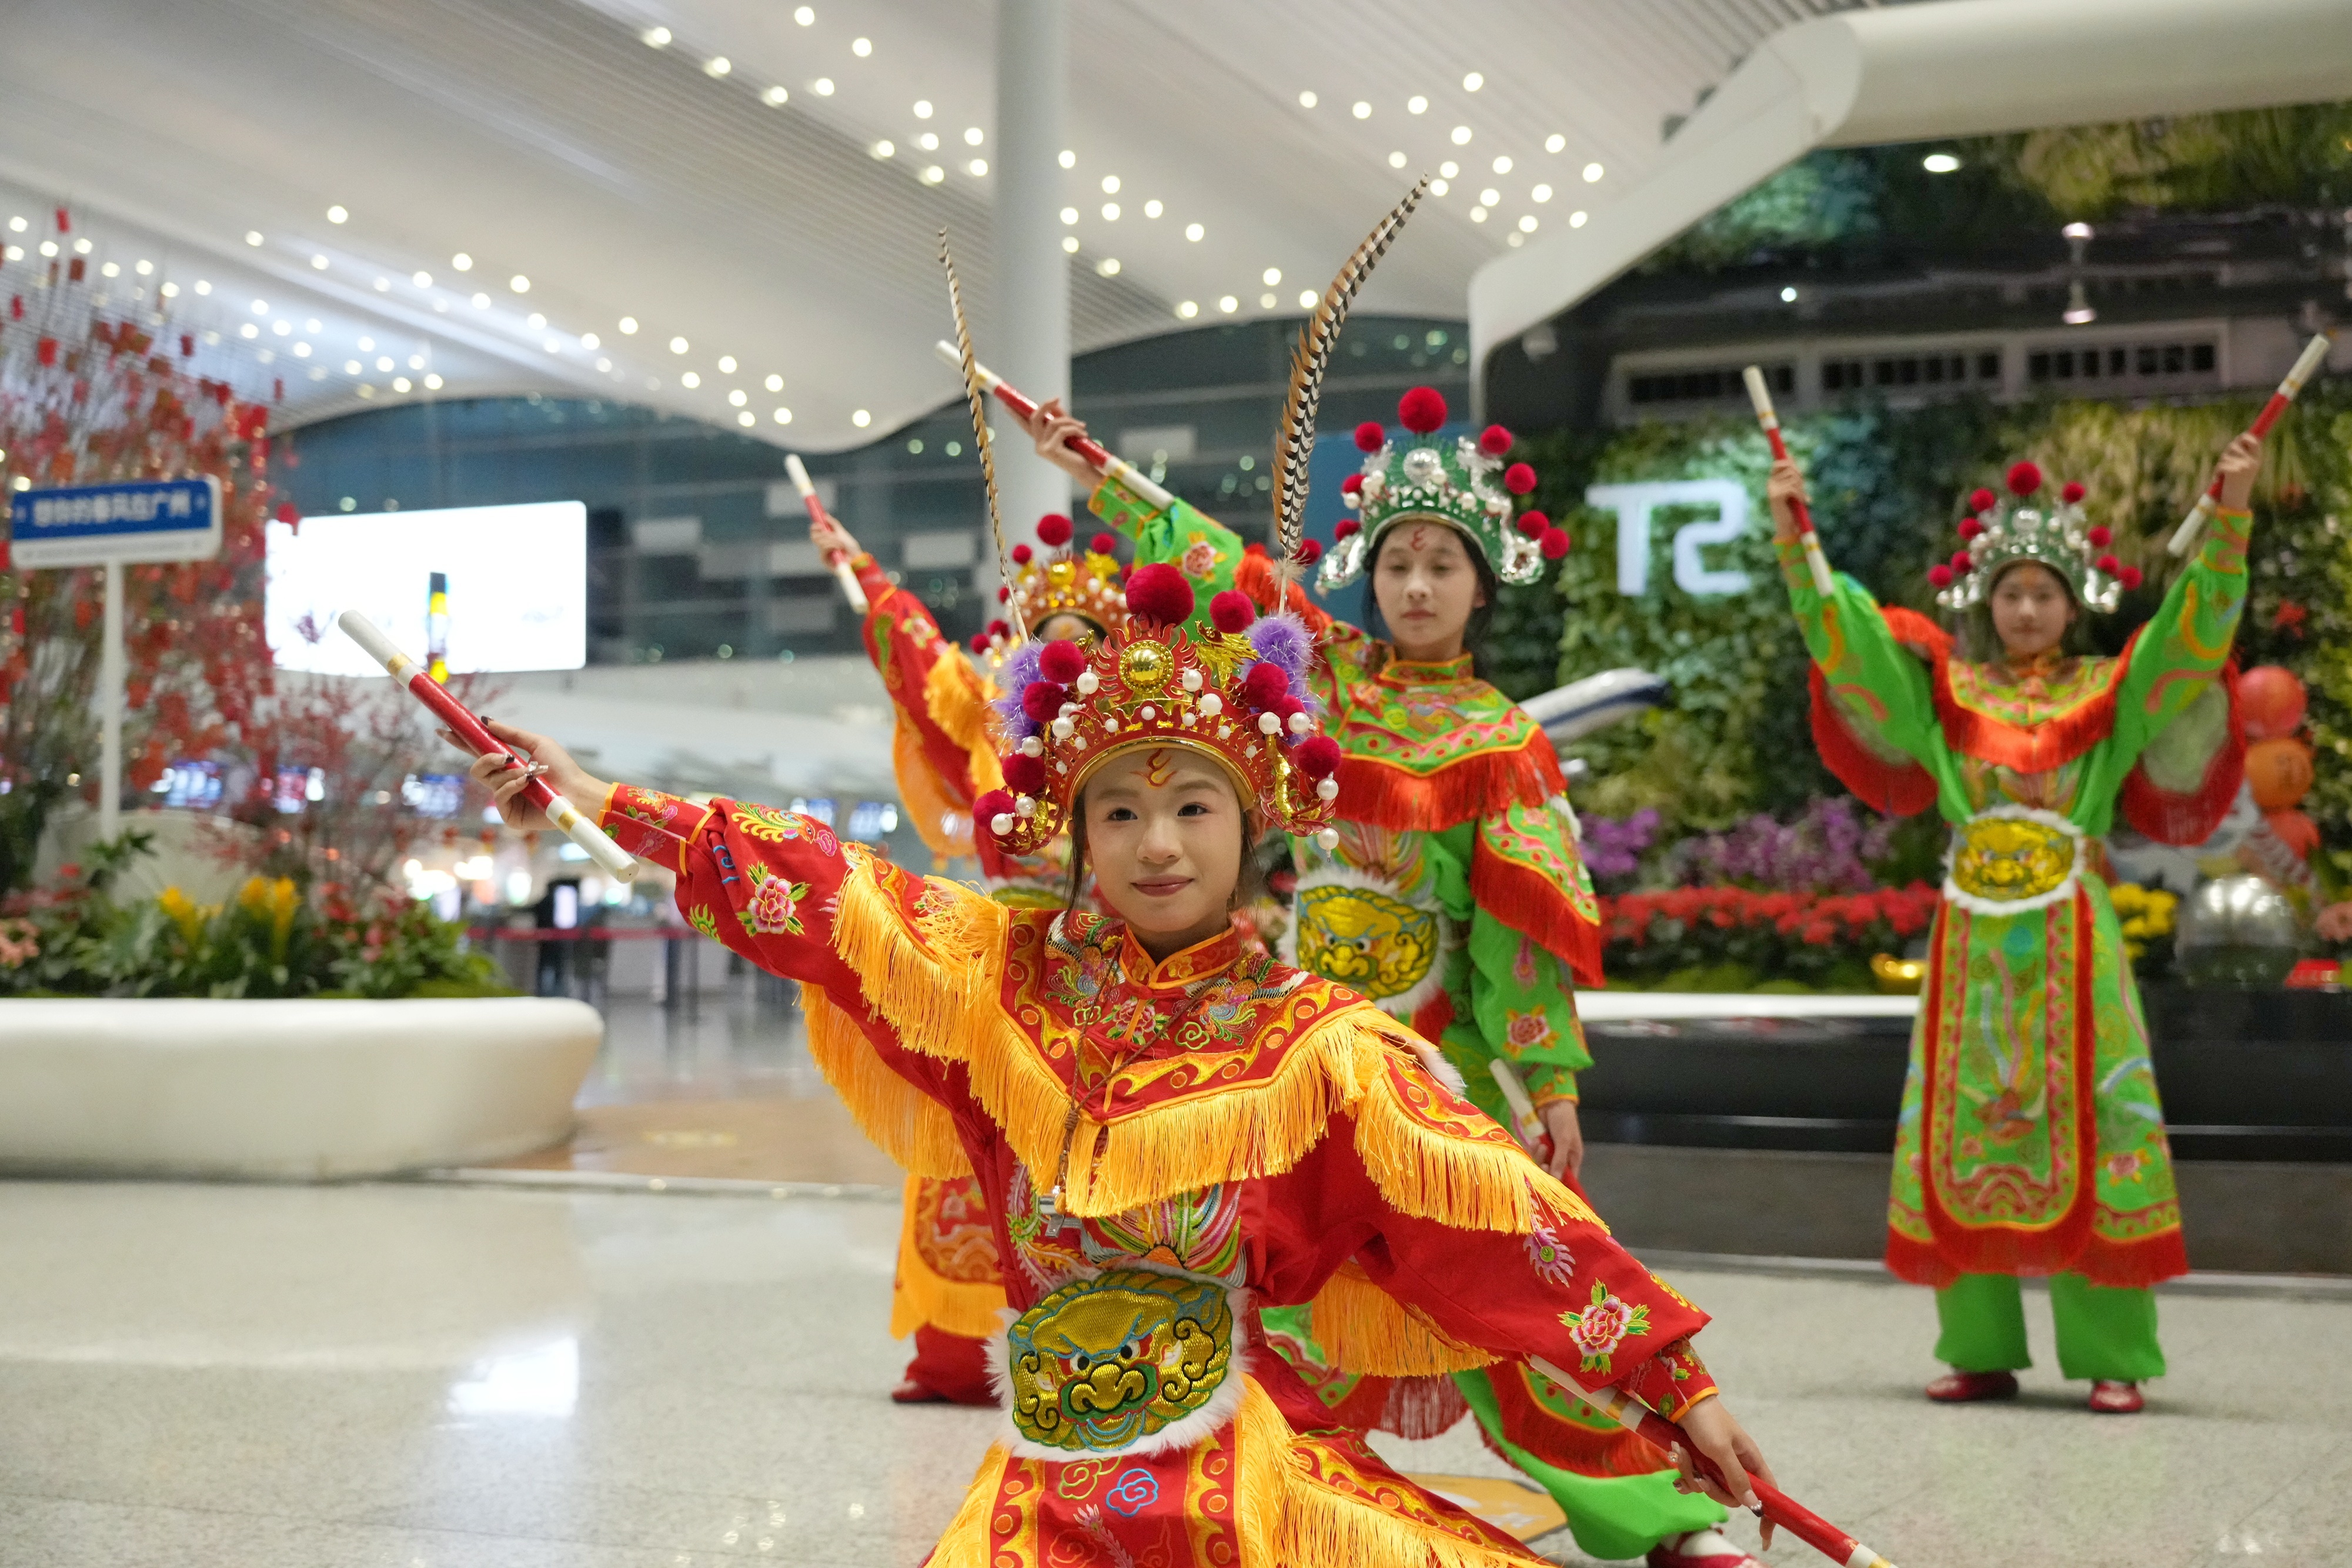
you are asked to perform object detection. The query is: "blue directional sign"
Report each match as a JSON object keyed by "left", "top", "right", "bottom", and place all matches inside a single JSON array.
[{"left": 6, "top": 476, "right": 223, "bottom": 568}]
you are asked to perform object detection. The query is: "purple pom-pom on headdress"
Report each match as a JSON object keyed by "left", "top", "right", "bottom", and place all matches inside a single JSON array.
[
  {"left": 1245, "top": 613, "right": 1320, "bottom": 715},
  {"left": 992, "top": 641, "right": 1046, "bottom": 740}
]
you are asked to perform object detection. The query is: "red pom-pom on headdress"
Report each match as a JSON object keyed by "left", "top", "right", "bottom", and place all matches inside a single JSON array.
[
  {"left": 1951, "top": 550, "right": 1973, "bottom": 574},
  {"left": 1969, "top": 487, "right": 1997, "bottom": 514},
  {"left": 1038, "top": 640, "right": 1087, "bottom": 684},
  {"left": 2119, "top": 565, "right": 2143, "bottom": 590},
  {"left": 2006, "top": 460, "right": 2043, "bottom": 498},
  {"left": 2062, "top": 482, "right": 2086, "bottom": 504},
  {"left": 2096, "top": 553, "right": 2122, "bottom": 576},
  {"left": 1035, "top": 513, "right": 1073, "bottom": 548},
  {"left": 1928, "top": 564, "right": 1955, "bottom": 589},
  {"left": 987, "top": 618, "right": 1012, "bottom": 640},
  {"left": 1010, "top": 543, "right": 1034, "bottom": 566},
  {"left": 1957, "top": 517, "right": 1983, "bottom": 541},
  {"left": 1124, "top": 563, "right": 1195, "bottom": 626},
  {"left": 1540, "top": 527, "right": 1571, "bottom": 559},
  {"left": 974, "top": 788, "right": 1014, "bottom": 837},
  {"left": 2086, "top": 525, "right": 2112, "bottom": 547},
  {"left": 1334, "top": 517, "right": 1360, "bottom": 539},
  {"left": 1504, "top": 462, "right": 1538, "bottom": 496},
  {"left": 1209, "top": 590, "right": 1256, "bottom": 634},
  {"left": 1295, "top": 735, "right": 1342, "bottom": 780},
  {"left": 1091, "top": 531, "right": 1117, "bottom": 554},
  {"left": 1001, "top": 752, "right": 1047, "bottom": 796},
  {"left": 1021, "top": 681, "right": 1068, "bottom": 723},
  {"left": 1478, "top": 424, "right": 1514, "bottom": 457},
  {"left": 1339, "top": 473, "right": 1363, "bottom": 495},
  {"left": 997, "top": 586, "right": 1012, "bottom": 603},
  {"left": 1240, "top": 662, "right": 1288, "bottom": 710},
  {"left": 1397, "top": 386, "right": 1448, "bottom": 434},
  {"left": 1354, "top": 421, "right": 1385, "bottom": 453},
  {"left": 1292, "top": 538, "right": 1323, "bottom": 566},
  {"left": 1517, "top": 511, "right": 1546, "bottom": 539},
  {"left": 969, "top": 633, "right": 990, "bottom": 653}
]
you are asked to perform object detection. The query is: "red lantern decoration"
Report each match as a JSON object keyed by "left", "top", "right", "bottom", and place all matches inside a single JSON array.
[
  {"left": 2238, "top": 666, "right": 2308, "bottom": 741},
  {"left": 2246, "top": 737, "right": 2314, "bottom": 811}
]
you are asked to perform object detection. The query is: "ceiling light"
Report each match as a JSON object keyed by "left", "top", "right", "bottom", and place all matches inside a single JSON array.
[
  {"left": 1532, "top": 183, "right": 1552, "bottom": 202},
  {"left": 1450, "top": 125, "right": 1471, "bottom": 145},
  {"left": 1582, "top": 162, "right": 1603, "bottom": 182},
  {"left": 1923, "top": 152, "right": 1962, "bottom": 174},
  {"left": 1218, "top": 296, "right": 1237, "bottom": 313},
  {"left": 345, "top": 360, "right": 361, "bottom": 373},
  {"left": 704, "top": 56, "right": 730, "bottom": 76},
  {"left": 851, "top": 36, "right": 871, "bottom": 56},
  {"left": 914, "top": 100, "right": 933, "bottom": 118},
  {"left": 736, "top": 411, "right": 755, "bottom": 428},
  {"left": 425, "top": 373, "right": 444, "bottom": 389},
  {"left": 1101, "top": 202, "right": 1120, "bottom": 220},
  {"left": 581, "top": 332, "right": 600, "bottom": 349},
  {"left": 100, "top": 260, "right": 120, "bottom": 278},
  {"left": 1545, "top": 133, "right": 1566, "bottom": 153},
  {"left": 1492, "top": 155, "right": 1513, "bottom": 174},
  {"left": 1351, "top": 101, "right": 1371, "bottom": 119},
  {"left": 968, "top": 158, "right": 988, "bottom": 176},
  {"left": 1177, "top": 300, "right": 1198, "bottom": 318},
  {"left": 407, "top": 354, "right": 425, "bottom": 369},
  {"left": 1261, "top": 267, "right": 1281, "bottom": 285},
  {"left": 1101, "top": 175, "right": 1120, "bottom": 193},
  {"left": 239, "top": 323, "right": 259, "bottom": 339},
  {"left": 596, "top": 357, "right": 612, "bottom": 372},
  {"left": 729, "top": 389, "right": 749, "bottom": 406},
  {"left": 619, "top": 317, "right": 639, "bottom": 333},
  {"left": 1061, "top": 235, "right": 1080, "bottom": 253},
  {"left": 1440, "top": 160, "right": 1459, "bottom": 178},
  {"left": 450, "top": 252, "right": 473, "bottom": 271},
  {"left": 1430, "top": 178, "right": 1449, "bottom": 196},
  {"left": 1257, "top": 292, "right": 1274, "bottom": 307},
  {"left": 774, "top": 407, "right": 793, "bottom": 424},
  {"left": 412, "top": 270, "right": 432, "bottom": 286},
  {"left": 793, "top": 5, "right": 813, "bottom": 22},
  {"left": 1462, "top": 71, "right": 1484, "bottom": 91},
  {"left": 852, "top": 409, "right": 871, "bottom": 427},
  {"left": 682, "top": 370, "right": 701, "bottom": 387},
  {"left": 161, "top": 282, "right": 179, "bottom": 297},
  {"left": 872, "top": 139, "right": 894, "bottom": 158},
  {"left": 669, "top": 336, "right": 689, "bottom": 353},
  {"left": 527, "top": 312, "right": 547, "bottom": 328},
  {"left": 372, "top": 277, "right": 387, "bottom": 291},
  {"left": 813, "top": 78, "right": 834, "bottom": 95},
  {"left": 326, "top": 205, "right": 349, "bottom": 224},
  {"left": 1518, "top": 215, "right": 1538, "bottom": 233},
  {"left": 1185, "top": 222, "right": 1204, "bottom": 242},
  {"left": 1407, "top": 96, "right": 1428, "bottom": 115},
  {"left": 1298, "top": 289, "right": 1317, "bottom": 308},
  {"left": 1569, "top": 210, "right": 1588, "bottom": 228},
  {"left": 922, "top": 165, "right": 945, "bottom": 184},
  {"left": 917, "top": 132, "right": 938, "bottom": 150},
  {"left": 1780, "top": 285, "right": 1799, "bottom": 302},
  {"left": 359, "top": 336, "right": 375, "bottom": 349},
  {"left": 1058, "top": 149, "right": 1075, "bottom": 168},
  {"left": 6, "top": 216, "right": 23, "bottom": 231},
  {"left": 245, "top": 230, "right": 263, "bottom": 246},
  {"left": 273, "top": 319, "right": 291, "bottom": 335},
  {"left": 1060, "top": 206, "right": 1078, "bottom": 224},
  {"left": 375, "top": 356, "right": 393, "bottom": 371},
  {"left": 642, "top": 25, "right": 670, "bottom": 46},
  {"left": 1098, "top": 258, "right": 1120, "bottom": 276},
  {"left": 1479, "top": 188, "right": 1500, "bottom": 205},
  {"left": 719, "top": 355, "right": 737, "bottom": 372},
  {"left": 1507, "top": 232, "right": 1523, "bottom": 248},
  {"left": 309, "top": 254, "right": 328, "bottom": 270},
  {"left": 964, "top": 126, "right": 984, "bottom": 146},
  {"left": 252, "top": 297, "right": 269, "bottom": 313},
  {"left": 1143, "top": 199, "right": 1162, "bottom": 218},
  {"left": 1298, "top": 90, "right": 1317, "bottom": 108},
  {"left": 1387, "top": 151, "right": 1406, "bottom": 169},
  {"left": 293, "top": 342, "right": 310, "bottom": 357},
  {"left": 765, "top": 373, "right": 783, "bottom": 391},
  {"left": 394, "top": 377, "right": 412, "bottom": 393},
  {"left": 72, "top": 237, "right": 91, "bottom": 254},
  {"left": 305, "top": 317, "right": 320, "bottom": 331},
  {"left": 1470, "top": 207, "right": 1488, "bottom": 222}
]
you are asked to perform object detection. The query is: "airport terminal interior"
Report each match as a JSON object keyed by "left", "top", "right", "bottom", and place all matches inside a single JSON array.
[{"left": 4, "top": 1, "right": 2352, "bottom": 1564}]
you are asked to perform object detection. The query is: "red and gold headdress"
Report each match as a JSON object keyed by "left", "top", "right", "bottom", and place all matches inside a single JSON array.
[
  {"left": 974, "top": 565, "right": 1343, "bottom": 856},
  {"left": 973, "top": 513, "right": 1130, "bottom": 657}
]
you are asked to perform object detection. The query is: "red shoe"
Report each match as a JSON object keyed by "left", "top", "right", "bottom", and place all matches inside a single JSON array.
[
  {"left": 1647, "top": 1529, "right": 1766, "bottom": 1567},
  {"left": 1926, "top": 1369, "right": 2020, "bottom": 1403},
  {"left": 2088, "top": 1380, "right": 2144, "bottom": 1414},
  {"left": 890, "top": 1379, "right": 950, "bottom": 1403}
]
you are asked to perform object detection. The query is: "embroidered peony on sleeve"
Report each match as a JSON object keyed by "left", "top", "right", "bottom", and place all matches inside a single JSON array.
[{"left": 857, "top": 561, "right": 1003, "bottom": 860}]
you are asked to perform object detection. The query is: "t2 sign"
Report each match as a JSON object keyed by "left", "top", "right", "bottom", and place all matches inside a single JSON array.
[{"left": 1585, "top": 480, "right": 1752, "bottom": 597}]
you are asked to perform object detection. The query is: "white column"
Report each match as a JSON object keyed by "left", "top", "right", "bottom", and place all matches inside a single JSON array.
[
  {"left": 99, "top": 558, "right": 122, "bottom": 841},
  {"left": 993, "top": 0, "right": 1071, "bottom": 554}
]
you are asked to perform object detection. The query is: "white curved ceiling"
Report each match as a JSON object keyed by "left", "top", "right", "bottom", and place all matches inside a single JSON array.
[{"left": 0, "top": 0, "right": 1880, "bottom": 450}]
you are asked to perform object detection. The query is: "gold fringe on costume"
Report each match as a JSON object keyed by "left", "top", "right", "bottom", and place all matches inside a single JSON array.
[
  {"left": 800, "top": 984, "right": 972, "bottom": 1180},
  {"left": 923, "top": 650, "right": 1006, "bottom": 794},
  {"left": 826, "top": 852, "right": 1593, "bottom": 1232},
  {"left": 890, "top": 1173, "right": 1010, "bottom": 1339},
  {"left": 1307, "top": 1261, "right": 1496, "bottom": 1374},
  {"left": 919, "top": 1441, "right": 1012, "bottom": 1568}
]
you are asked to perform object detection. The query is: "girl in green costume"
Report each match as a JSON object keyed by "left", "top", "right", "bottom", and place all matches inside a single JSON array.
[
  {"left": 1028, "top": 388, "right": 1756, "bottom": 1568},
  {"left": 1770, "top": 433, "right": 2261, "bottom": 1415}
]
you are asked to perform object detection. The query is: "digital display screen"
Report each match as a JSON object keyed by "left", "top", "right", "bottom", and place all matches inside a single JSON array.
[{"left": 266, "top": 502, "right": 587, "bottom": 676}]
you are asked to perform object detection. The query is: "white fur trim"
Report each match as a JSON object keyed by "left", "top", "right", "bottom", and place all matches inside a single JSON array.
[
  {"left": 1941, "top": 804, "right": 2084, "bottom": 917},
  {"left": 987, "top": 1275, "right": 1254, "bottom": 1463}
]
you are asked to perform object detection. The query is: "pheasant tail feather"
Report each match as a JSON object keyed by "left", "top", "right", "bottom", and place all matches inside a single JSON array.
[{"left": 939, "top": 229, "right": 1024, "bottom": 642}]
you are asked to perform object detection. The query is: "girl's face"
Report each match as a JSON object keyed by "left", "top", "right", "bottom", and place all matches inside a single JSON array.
[
  {"left": 1987, "top": 563, "right": 2077, "bottom": 660},
  {"left": 1371, "top": 523, "right": 1485, "bottom": 663},
  {"left": 1080, "top": 747, "right": 1247, "bottom": 959}
]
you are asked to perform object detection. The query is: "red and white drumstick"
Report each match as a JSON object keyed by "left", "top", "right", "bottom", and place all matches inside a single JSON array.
[
  {"left": 336, "top": 611, "right": 638, "bottom": 882},
  {"left": 1742, "top": 366, "right": 1836, "bottom": 594},
  {"left": 1546, "top": 1368, "right": 1898, "bottom": 1568},
  {"left": 784, "top": 453, "right": 869, "bottom": 614},
  {"left": 2166, "top": 332, "right": 2332, "bottom": 556},
  {"left": 930, "top": 340, "right": 1177, "bottom": 510}
]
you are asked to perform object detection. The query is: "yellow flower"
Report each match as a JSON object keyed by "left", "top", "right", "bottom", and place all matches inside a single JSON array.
[{"left": 158, "top": 886, "right": 206, "bottom": 945}]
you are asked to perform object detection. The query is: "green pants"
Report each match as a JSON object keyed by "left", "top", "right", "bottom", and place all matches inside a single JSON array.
[
  {"left": 1454, "top": 1368, "right": 1724, "bottom": 1562},
  {"left": 1934, "top": 1272, "right": 2166, "bottom": 1383}
]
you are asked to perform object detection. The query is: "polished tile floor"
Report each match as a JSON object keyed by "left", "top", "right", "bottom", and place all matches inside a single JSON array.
[{"left": 0, "top": 1179, "right": 2344, "bottom": 1567}]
